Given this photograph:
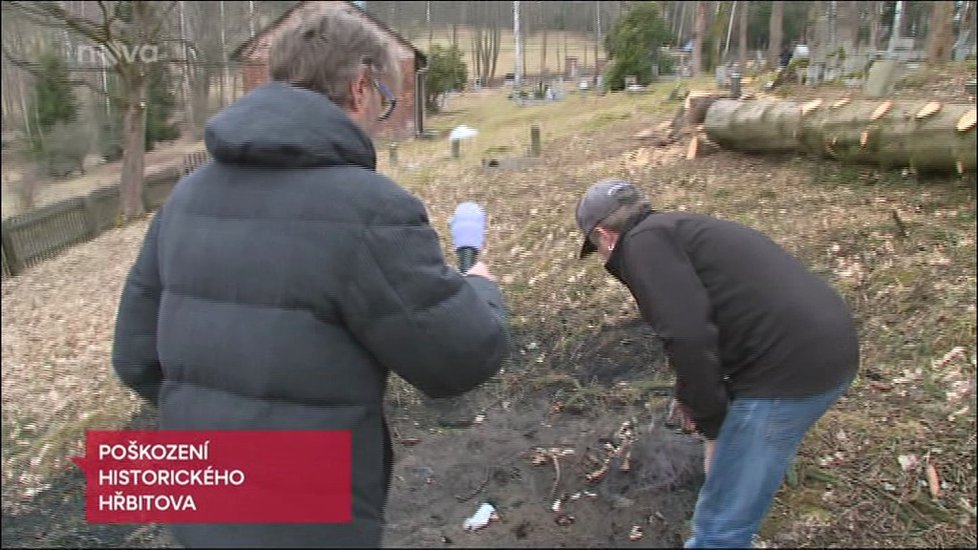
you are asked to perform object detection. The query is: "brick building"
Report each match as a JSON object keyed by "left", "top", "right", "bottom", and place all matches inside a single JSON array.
[{"left": 230, "top": 1, "right": 427, "bottom": 140}]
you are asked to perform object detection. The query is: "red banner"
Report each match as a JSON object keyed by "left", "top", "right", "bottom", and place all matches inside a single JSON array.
[{"left": 71, "top": 430, "right": 352, "bottom": 524}]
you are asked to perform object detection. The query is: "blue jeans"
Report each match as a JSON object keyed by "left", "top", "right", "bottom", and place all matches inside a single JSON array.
[{"left": 684, "top": 377, "right": 853, "bottom": 548}]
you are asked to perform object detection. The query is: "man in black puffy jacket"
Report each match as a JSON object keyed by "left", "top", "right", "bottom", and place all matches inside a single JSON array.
[{"left": 112, "top": 9, "right": 510, "bottom": 548}]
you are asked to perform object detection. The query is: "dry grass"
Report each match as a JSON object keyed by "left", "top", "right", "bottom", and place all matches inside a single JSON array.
[{"left": 1, "top": 218, "right": 152, "bottom": 513}]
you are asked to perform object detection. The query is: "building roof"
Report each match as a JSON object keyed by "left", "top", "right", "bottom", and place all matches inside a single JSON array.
[{"left": 230, "top": 0, "right": 427, "bottom": 68}]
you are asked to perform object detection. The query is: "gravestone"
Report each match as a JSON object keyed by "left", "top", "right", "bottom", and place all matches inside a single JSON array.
[
  {"left": 843, "top": 54, "right": 870, "bottom": 77},
  {"left": 864, "top": 59, "right": 900, "bottom": 98},
  {"left": 715, "top": 66, "right": 728, "bottom": 88},
  {"left": 806, "top": 64, "right": 821, "bottom": 87}
]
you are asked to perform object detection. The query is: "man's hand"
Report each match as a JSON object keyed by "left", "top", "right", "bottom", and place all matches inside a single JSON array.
[
  {"left": 666, "top": 398, "right": 697, "bottom": 434},
  {"left": 704, "top": 439, "right": 716, "bottom": 477},
  {"left": 464, "top": 260, "right": 497, "bottom": 282}
]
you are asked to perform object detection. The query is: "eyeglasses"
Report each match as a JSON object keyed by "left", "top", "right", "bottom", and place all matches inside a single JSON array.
[{"left": 372, "top": 79, "right": 396, "bottom": 121}]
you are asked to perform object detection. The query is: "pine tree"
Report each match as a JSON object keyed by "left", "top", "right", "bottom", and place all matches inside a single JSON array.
[
  {"left": 604, "top": 3, "right": 674, "bottom": 90},
  {"left": 29, "top": 50, "right": 78, "bottom": 151},
  {"left": 28, "top": 49, "right": 90, "bottom": 177},
  {"left": 425, "top": 44, "right": 468, "bottom": 113}
]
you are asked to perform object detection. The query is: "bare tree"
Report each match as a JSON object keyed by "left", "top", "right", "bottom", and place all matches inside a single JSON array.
[
  {"left": 471, "top": 5, "right": 483, "bottom": 83},
  {"left": 724, "top": 1, "right": 737, "bottom": 63},
  {"left": 926, "top": 0, "right": 955, "bottom": 64},
  {"left": 248, "top": 0, "right": 255, "bottom": 38},
  {"left": 178, "top": 1, "right": 196, "bottom": 138},
  {"left": 888, "top": 0, "right": 904, "bottom": 53},
  {"left": 488, "top": 6, "right": 501, "bottom": 84},
  {"left": 3, "top": 1, "right": 182, "bottom": 220},
  {"left": 837, "top": 1, "right": 860, "bottom": 50},
  {"left": 768, "top": 0, "right": 784, "bottom": 66},
  {"left": 738, "top": 0, "right": 749, "bottom": 70},
  {"left": 963, "top": 2, "right": 978, "bottom": 56},
  {"left": 539, "top": 0, "right": 548, "bottom": 76},
  {"left": 692, "top": 1, "right": 705, "bottom": 75},
  {"left": 219, "top": 0, "right": 228, "bottom": 108},
  {"left": 868, "top": 1, "right": 882, "bottom": 52}
]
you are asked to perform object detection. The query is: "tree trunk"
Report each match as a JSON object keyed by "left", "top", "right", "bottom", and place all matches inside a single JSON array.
[
  {"left": 926, "top": 0, "right": 954, "bottom": 64},
  {"left": 692, "top": 1, "right": 705, "bottom": 75},
  {"left": 220, "top": 0, "right": 228, "bottom": 108},
  {"left": 677, "top": 1, "right": 688, "bottom": 45},
  {"left": 555, "top": 31, "right": 561, "bottom": 75},
  {"left": 838, "top": 1, "right": 860, "bottom": 50},
  {"left": 724, "top": 1, "right": 737, "bottom": 63},
  {"left": 481, "top": 28, "right": 491, "bottom": 84},
  {"left": 868, "top": 1, "right": 881, "bottom": 51},
  {"left": 514, "top": 0, "right": 522, "bottom": 86},
  {"left": 179, "top": 1, "right": 197, "bottom": 139},
  {"left": 119, "top": 70, "right": 147, "bottom": 218},
  {"left": 738, "top": 0, "right": 749, "bottom": 69},
  {"left": 563, "top": 32, "right": 568, "bottom": 76},
  {"left": 194, "top": 70, "right": 212, "bottom": 127},
  {"left": 472, "top": 29, "right": 483, "bottom": 84},
  {"left": 768, "top": 1, "right": 784, "bottom": 66},
  {"left": 889, "top": 1, "right": 904, "bottom": 53},
  {"left": 426, "top": 1, "right": 432, "bottom": 50},
  {"left": 541, "top": 28, "right": 548, "bottom": 76},
  {"left": 703, "top": 99, "right": 977, "bottom": 174},
  {"left": 489, "top": 21, "right": 501, "bottom": 85}
]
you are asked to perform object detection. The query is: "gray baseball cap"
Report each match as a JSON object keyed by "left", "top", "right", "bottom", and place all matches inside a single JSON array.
[{"left": 575, "top": 179, "right": 642, "bottom": 259}]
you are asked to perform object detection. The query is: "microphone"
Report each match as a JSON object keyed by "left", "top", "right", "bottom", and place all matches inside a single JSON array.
[
  {"left": 457, "top": 246, "right": 479, "bottom": 274},
  {"left": 450, "top": 202, "right": 485, "bottom": 274}
]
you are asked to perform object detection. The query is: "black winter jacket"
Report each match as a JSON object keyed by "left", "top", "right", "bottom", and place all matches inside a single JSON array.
[
  {"left": 605, "top": 210, "right": 859, "bottom": 439},
  {"left": 112, "top": 82, "right": 511, "bottom": 548}
]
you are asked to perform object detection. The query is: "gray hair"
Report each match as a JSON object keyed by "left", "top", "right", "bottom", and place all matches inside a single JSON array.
[
  {"left": 269, "top": 8, "right": 400, "bottom": 108},
  {"left": 588, "top": 199, "right": 654, "bottom": 249}
]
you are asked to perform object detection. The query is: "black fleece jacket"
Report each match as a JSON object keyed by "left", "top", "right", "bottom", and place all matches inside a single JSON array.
[{"left": 605, "top": 210, "right": 859, "bottom": 439}]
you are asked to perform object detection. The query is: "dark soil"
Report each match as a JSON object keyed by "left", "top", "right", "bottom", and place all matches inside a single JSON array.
[{"left": 381, "top": 319, "right": 703, "bottom": 548}]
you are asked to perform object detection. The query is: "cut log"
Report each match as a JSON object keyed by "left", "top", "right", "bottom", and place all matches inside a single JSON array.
[
  {"left": 871, "top": 101, "right": 893, "bottom": 121},
  {"left": 801, "top": 99, "right": 824, "bottom": 116},
  {"left": 686, "top": 136, "right": 699, "bottom": 160},
  {"left": 916, "top": 102, "right": 942, "bottom": 119},
  {"left": 685, "top": 92, "right": 723, "bottom": 125},
  {"left": 665, "top": 105, "right": 689, "bottom": 142},
  {"left": 699, "top": 100, "right": 802, "bottom": 153},
  {"left": 957, "top": 109, "right": 976, "bottom": 132},
  {"left": 703, "top": 99, "right": 977, "bottom": 173}
]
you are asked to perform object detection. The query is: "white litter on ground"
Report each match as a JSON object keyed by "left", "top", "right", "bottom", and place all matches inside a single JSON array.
[{"left": 462, "top": 502, "right": 498, "bottom": 531}]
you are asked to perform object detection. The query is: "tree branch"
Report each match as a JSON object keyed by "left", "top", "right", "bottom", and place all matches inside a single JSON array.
[
  {"left": 156, "top": 37, "right": 202, "bottom": 61},
  {"left": 95, "top": 0, "right": 114, "bottom": 47},
  {"left": 7, "top": 1, "right": 109, "bottom": 44},
  {"left": 147, "top": 1, "right": 179, "bottom": 42}
]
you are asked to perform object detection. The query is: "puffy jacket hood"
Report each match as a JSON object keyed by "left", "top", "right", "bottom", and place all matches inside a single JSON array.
[{"left": 204, "top": 81, "right": 376, "bottom": 169}]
